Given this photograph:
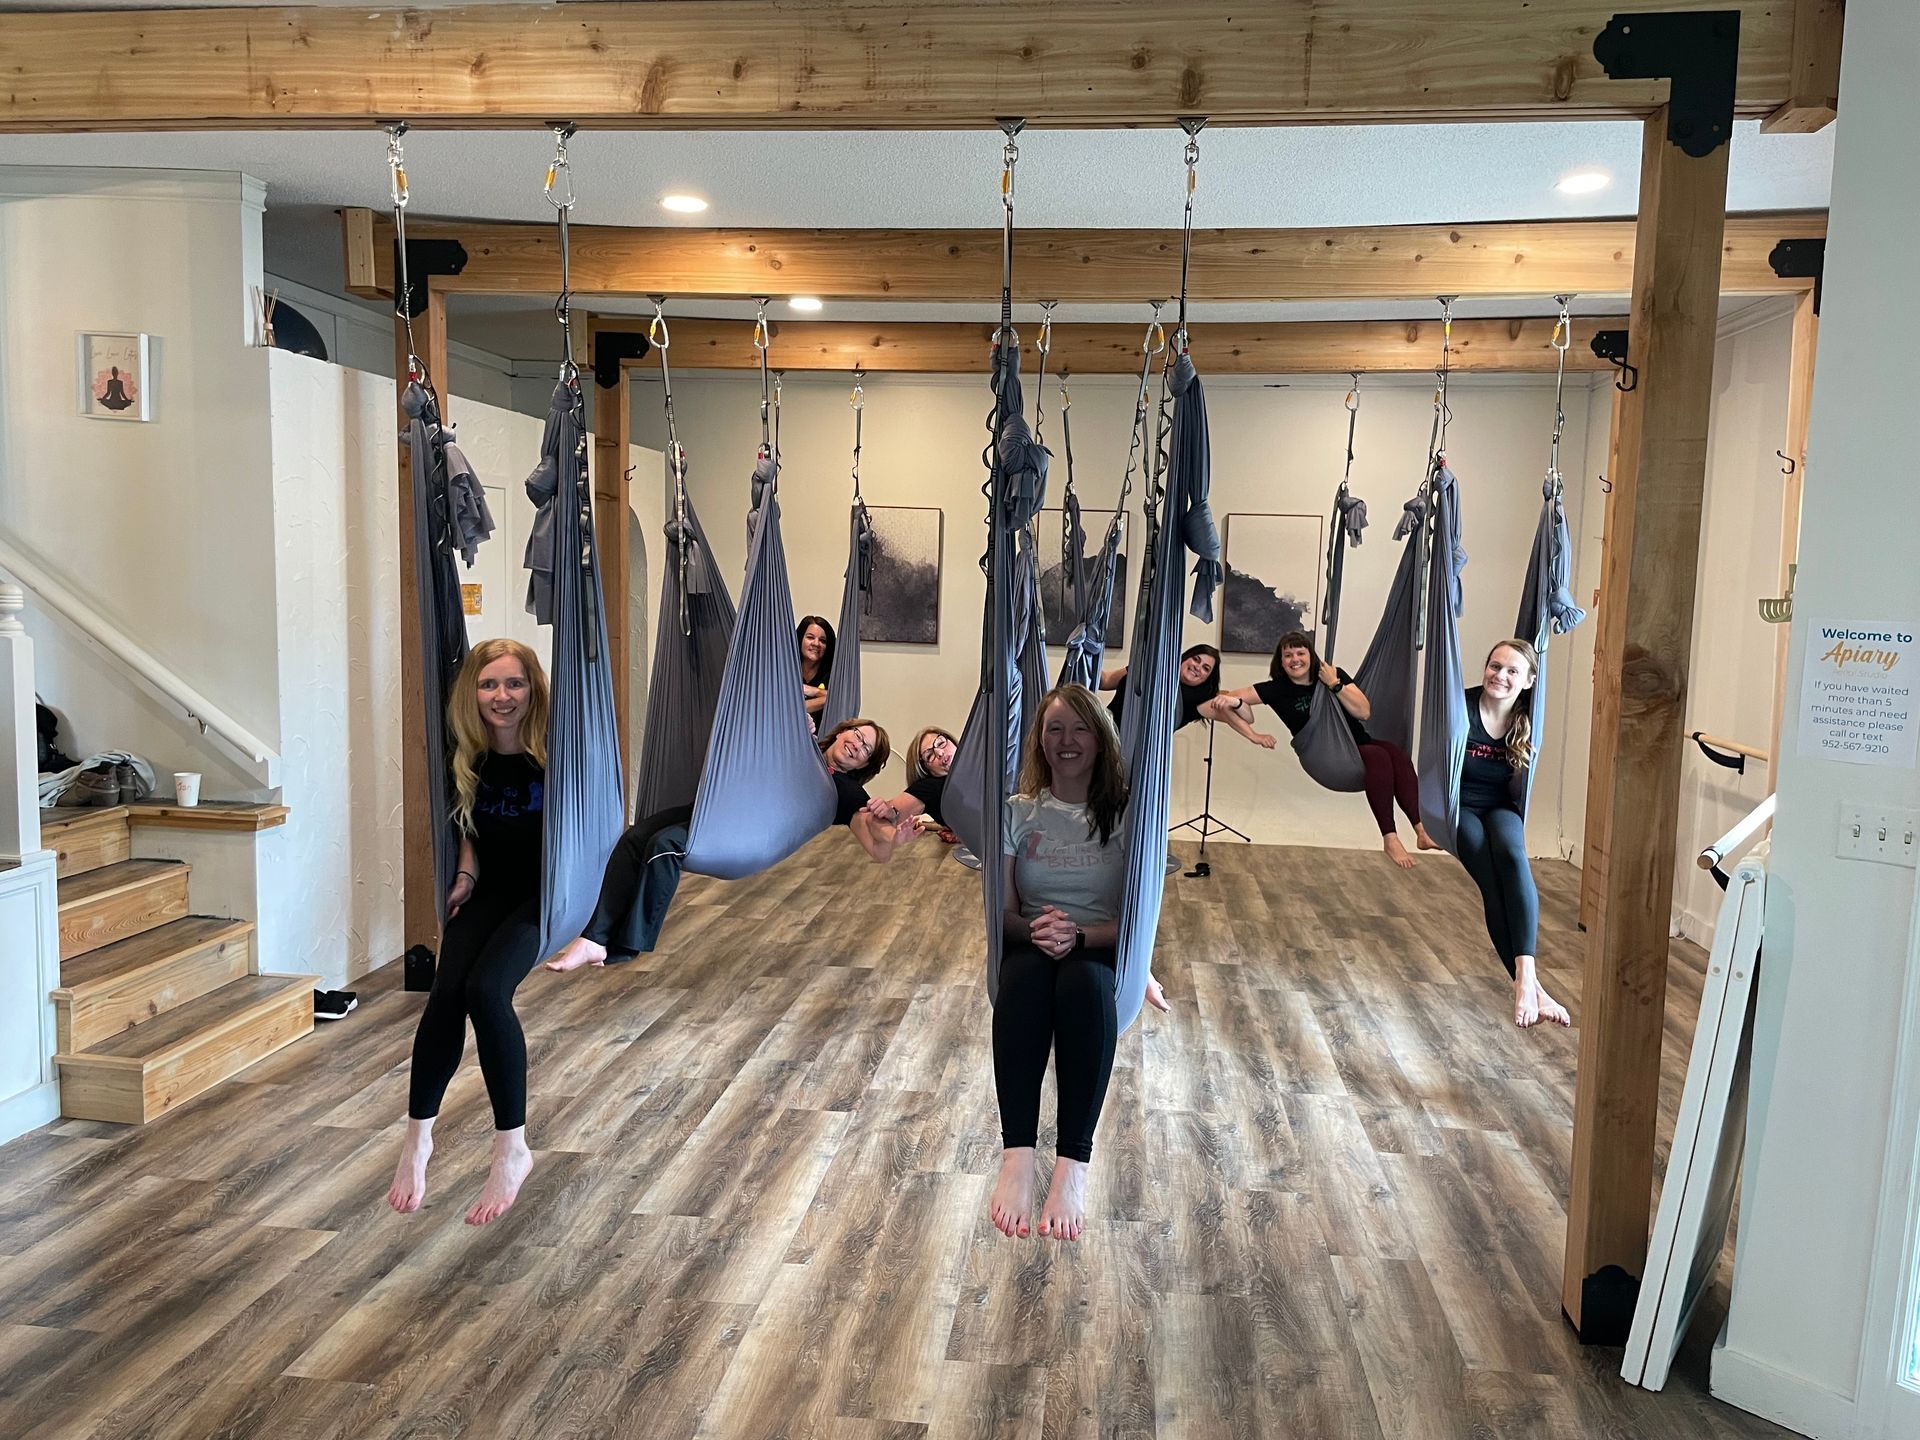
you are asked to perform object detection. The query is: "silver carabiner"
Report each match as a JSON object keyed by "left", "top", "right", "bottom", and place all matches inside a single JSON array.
[{"left": 544, "top": 125, "right": 577, "bottom": 212}]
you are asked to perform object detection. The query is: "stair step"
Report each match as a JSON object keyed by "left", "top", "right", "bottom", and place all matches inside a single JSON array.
[
  {"left": 53, "top": 916, "right": 255, "bottom": 1053},
  {"left": 55, "top": 973, "right": 319, "bottom": 1125},
  {"left": 57, "top": 859, "right": 191, "bottom": 961},
  {"left": 44, "top": 806, "right": 133, "bottom": 880}
]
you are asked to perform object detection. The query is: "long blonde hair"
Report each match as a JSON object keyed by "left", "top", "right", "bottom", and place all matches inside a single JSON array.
[
  {"left": 450, "top": 638, "right": 550, "bottom": 834},
  {"left": 1484, "top": 638, "right": 1539, "bottom": 771},
  {"left": 1016, "top": 684, "right": 1128, "bottom": 844},
  {"left": 906, "top": 725, "right": 957, "bottom": 788}
]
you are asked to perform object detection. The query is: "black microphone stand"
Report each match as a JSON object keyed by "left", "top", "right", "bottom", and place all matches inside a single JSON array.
[{"left": 1168, "top": 719, "right": 1250, "bottom": 877}]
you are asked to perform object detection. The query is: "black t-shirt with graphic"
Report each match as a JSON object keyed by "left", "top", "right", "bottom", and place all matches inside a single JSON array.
[
  {"left": 470, "top": 750, "right": 544, "bottom": 897},
  {"left": 906, "top": 773, "right": 947, "bottom": 826},
  {"left": 831, "top": 769, "right": 872, "bottom": 828},
  {"left": 1460, "top": 686, "right": 1522, "bottom": 812},
  {"left": 1254, "top": 668, "right": 1370, "bottom": 744}
]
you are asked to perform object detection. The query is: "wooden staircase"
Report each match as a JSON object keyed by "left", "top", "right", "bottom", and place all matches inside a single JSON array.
[{"left": 45, "top": 806, "right": 317, "bottom": 1124}]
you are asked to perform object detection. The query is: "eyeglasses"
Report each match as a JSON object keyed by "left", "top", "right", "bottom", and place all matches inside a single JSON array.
[
  {"left": 919, "top": 737, "right": 952, "bottom": 767},
  {"left": 841, "top": 730, "right": 875, "bottom": 763}
]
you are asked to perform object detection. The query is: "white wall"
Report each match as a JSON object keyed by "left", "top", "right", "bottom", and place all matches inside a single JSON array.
[
  {"left": 630, "top": 366, "right": 1597, "bottom": 851},
  {"left": 1715, "top": 1, "right": 1920, "bottom": 1433},
  {"left": 0, "top": 167, "right": 279, "bottom": 774}
]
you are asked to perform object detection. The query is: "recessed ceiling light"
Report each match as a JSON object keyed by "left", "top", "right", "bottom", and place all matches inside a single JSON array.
[
  {"left": 1556, "top": 169, "right": 1611, "bottom": 196},
  {"left": 660, "top": 193, "right": 709, "bottom": 214},
  {"left": 788, "top": 296, "right": 824, "bottom": 313}
]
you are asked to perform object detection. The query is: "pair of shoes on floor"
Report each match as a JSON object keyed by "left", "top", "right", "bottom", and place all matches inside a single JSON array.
[{"left": 313, "top": 989, "right": 358, "bottom": 1021}]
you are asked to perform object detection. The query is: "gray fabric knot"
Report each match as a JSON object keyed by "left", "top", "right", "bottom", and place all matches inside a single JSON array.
[{"left": 1336, "top": 492, "right": 1370, "bottom": 547}]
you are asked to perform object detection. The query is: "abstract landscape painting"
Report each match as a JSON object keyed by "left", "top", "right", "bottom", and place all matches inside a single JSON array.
[
  {"left": 858, "top": 506, "right": 943, "bottom": 645},
  {"left": 1221, "top": 512, "right": 1323, "bottom": 655},
  {"left": 1037, "top": 507, "right": 1128, "bottom": 648}
]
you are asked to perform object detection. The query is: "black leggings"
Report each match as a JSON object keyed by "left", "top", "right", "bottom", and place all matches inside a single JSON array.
[
  {"left": 407, "top": 886, "right": 544, "bottom": 1130},
  {"left": 1358, "top": 740, "right": 1421, "bottom": 835},
  {"left": 992, "top": 940, "right": 1118, "bottom": 1164},
  {"left": 1455, "top": 804, "right": 1538, "bottom": 976},
  {"left": 581, "top": 804, "right": 695, "bottom": 961}
]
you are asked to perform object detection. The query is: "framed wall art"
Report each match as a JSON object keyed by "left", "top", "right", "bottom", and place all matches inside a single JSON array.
[
  {"left": 78, "top": 332, "right": 151, "bottom": 422},
  {"left": 1221, "top": 512, "right": 1324, "bottom": 656},
  {"left": 857, "top": 505, "right": 943, "bottom": 645}
]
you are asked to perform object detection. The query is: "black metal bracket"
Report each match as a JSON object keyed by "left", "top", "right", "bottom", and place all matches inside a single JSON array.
[
  {"left": 592, "top": 330, "right": 651, "bottom": 389},
  {"left": 1591, "top": 329, "right": 1638, "bottom": 393},
  {"left": 1769, "top": 237, "right": 1827, "bottom": 316},
  {"left": 1592, "top": 10, "right": 1742, "bottom": 158},
  {"left": 393, "top": 238, "right": 468, "bottom": 317}
]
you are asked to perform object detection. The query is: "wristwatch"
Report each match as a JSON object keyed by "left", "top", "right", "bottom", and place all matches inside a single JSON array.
[
  {"left": 1331, "top": 677, "right": 1347, "bottom": 693},
  {"left": 1073, "top": 927, "right": 1087, "bottom": 952}
]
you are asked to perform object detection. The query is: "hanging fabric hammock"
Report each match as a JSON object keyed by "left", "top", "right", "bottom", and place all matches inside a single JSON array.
[
  {"left": 1346, "top": 490, "right": 1429, "bottom": 755},
  {"left": 680, "top": 316, "right": 837, "bottom": 879},
  {"left": 1290, "top": 415, "right": 1373, "bottom": 793},
  {"left": 403, "top": 377, "right": 493, "bottom": 927},
  {"left": 525, "top": 127, "right": 626, "bottom": 958},
  {"left": 632, "top": 310, "right": 737, "bottom": 819},
  {"left": 387, "top": 123, "right": 497, "bottom": 936},
  {"left": 1057, "top": 314, "right": 1164, "bottom": 692},
  {"left": 525, "top": 375, "right": 628, "bottom": 957},
  {"left": 1014, "top": 522, "right": 1050, "bottom": 735},
  {"left": 820, "top": 372, "right": 874, "bottom": 734},
  {"left": 1414, "top": 455, "right": 1470, "bottom": 855},
  {"left": 1109, "top": 347, "right": 1221, "bottom": 1031},
  {"left": 1512, "top": 300, "right": 1589, "bottom": 816}
]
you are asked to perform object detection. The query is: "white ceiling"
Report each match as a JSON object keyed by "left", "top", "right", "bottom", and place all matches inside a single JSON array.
[{"left": 3, "top": 117, "right": 1833, "bottom": 357}]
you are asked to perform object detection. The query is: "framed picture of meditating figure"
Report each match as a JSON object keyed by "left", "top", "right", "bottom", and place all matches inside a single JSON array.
[
  {"left": 1221, "top": 511, "right": 1324, "bottom": 655},
  {"left": 78, "top": 332, "right": 152, "bottom": 422}
]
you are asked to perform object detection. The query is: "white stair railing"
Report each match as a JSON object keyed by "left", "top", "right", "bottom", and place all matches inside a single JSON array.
[{"left": 0, "top": 535, "right": 280, "bottom": 789}]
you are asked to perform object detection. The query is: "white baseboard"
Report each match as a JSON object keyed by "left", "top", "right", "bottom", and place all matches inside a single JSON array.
[
  {"left": 1712, "top": 1343, "right": 1859, "bottom": 1439},
  {"left": 0, "top": 1080, "right": 60, "bottom": 1149}
]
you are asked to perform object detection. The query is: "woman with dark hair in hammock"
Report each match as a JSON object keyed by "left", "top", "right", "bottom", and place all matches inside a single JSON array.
[
  {"left": 1221, "top": 629, "right": 1435, "bottom": 869},
  {"left": 796, "top": 614, "right": 835, "bottom": 724},
  {"left": 1098, "top": 642, "right": 1263, "bottom": 743},
  {"left": 545, "top": 717, "right": 901, "bottom": 972}
]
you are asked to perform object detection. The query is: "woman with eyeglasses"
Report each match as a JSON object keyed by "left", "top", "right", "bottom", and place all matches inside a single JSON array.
[
  {"left": 866, "top": 724, "right": 958, "bottom": 839},
  {"left": 545, "top": 717, "right": 900, "bottom": 972}
]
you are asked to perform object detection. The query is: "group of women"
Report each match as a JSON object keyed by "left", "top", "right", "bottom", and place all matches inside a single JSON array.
[{"left": 387, "top": 607, "right": 1565, "bottom": 1239}]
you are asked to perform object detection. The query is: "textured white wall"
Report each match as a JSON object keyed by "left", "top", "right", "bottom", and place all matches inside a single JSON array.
[
  {"left": 1717, "top": 0, "right": 1920, "bottom": 1430},
  {"left": 630, "top": 367, "right": 1598, "bottom": 853},
  {"left": 0, "top": 168, "right": 279, "bottom": 767}
]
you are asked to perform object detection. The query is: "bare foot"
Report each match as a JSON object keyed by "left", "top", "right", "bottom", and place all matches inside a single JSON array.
[
  {"left": 1512, "top": 972, "right": 1542, "bottom": 1028},
  {"left": 545, "top": 936, "right": 608, "bottom": 973},
  {"left": 1038, "top": 1157, "right": 1089, "bottom": 1242},
  {"left": 1529, "top": 966, "right": 1572, "bottom": 1027},
  {"left": 465, "top": 1131, "right": 534, "bottom": 1226},
  {"left": 1415, "top": 823, "right": 1441, "bottom": 852},
  {"left": 386, "top": 1118, "right": 434, "bottom": 1214},
  {"left": 990, "top": 1147, "right": 1036, "bottom": 1238},
  {"left": 1383, "top": 834, "right": 1416, "bottom": 869},
  {"left": 1145, "top": 975, "right": 1172, "bottom": 1013}
]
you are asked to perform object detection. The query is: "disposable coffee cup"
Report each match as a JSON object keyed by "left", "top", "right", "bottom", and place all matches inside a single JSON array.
[{"left": 173, "top": 772, "right": 202, "bottom": 807}]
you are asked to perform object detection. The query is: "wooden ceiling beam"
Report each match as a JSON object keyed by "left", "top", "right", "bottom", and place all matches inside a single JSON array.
[
  {"left": 345, "top": 209, "right": 1827, "bottom": 303},
  {"left": 593, "top": 315, "right": 1624, "bottom": 375},
  {"left": 0, "top": 1, "right": 1807, "bottom": 133}
]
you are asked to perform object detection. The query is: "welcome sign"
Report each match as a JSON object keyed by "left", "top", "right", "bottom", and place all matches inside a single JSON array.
[{"left": 1798, "top": 618, "right": 1918, "bottom": 768}]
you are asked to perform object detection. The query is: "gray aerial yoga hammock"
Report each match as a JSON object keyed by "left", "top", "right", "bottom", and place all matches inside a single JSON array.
[
  {"left": 1057, "top": 316, "right": 1162, "bottom": 692},
  {"left": 632, "top": 317, "right": 737, "bottom": 820},
  {"left": 1414, "top": 456, "right": 1469, "bottom": 855},
  {"left": 820, "top": 379, "right": 874, "bottom": 734},
  {"left": 1108, "top": 350, "right": 1222, "bottom": 1029},
  {"left": 403, "top": 378, "right": 496, "bottom": 927},
  {"left": 1511, "top": 305, "right": 1589, "bottom": 815},
  {"left": 680, "top": 330, "right": 837, "bottom": 880},
  {"left": 1289, "top": 479, "right": 1372, "bottom": 792},
  {"left": 524, "top": 375, "right": 628, "bottom": 959}
]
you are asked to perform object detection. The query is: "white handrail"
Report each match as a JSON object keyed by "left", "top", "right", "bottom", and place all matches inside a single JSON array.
[
  {"left": 1699, "top": 791, "right": 1776, "bottom": 873},
  {"left": 0, "top": 533, "right": 280, "bottom": 788}
]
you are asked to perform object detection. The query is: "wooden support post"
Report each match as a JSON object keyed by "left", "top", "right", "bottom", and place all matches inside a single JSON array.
[
  {"left": 586, "top": 316, "right": 635, "bottom": 796},
  {"left": 1579, "top": 386, "right": 1627, "bottom": 936},
  {"left": 1761, "top": 0, "right": 1843, "bottom": 133},
  {"left": 1562, "top": 111, "right": 1732, "bottom": 1342},
  {"left": 395, "top": 286, "right": 449, "bottom": 957},
  {"left": 1767, "top": 292, "right": 1819, "bottom": 792}
]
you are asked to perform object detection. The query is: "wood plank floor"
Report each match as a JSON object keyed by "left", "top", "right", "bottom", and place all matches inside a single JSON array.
[{"left": 0, "top": 839, "right": 1790, "bottom": 1440}]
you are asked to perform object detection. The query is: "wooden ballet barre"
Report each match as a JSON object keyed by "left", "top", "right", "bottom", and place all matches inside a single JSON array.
[
  {"left": 1698, "top": 792, "right": 1777, "bottom": 872},
  {"left": 1688, "top": 730, "right": 1771, "bottom": 763}
]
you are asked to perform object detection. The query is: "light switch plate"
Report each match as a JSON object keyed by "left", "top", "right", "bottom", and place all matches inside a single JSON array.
[{"left": 1837, "top": 805, "right": 1920, "bottom": 868}]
